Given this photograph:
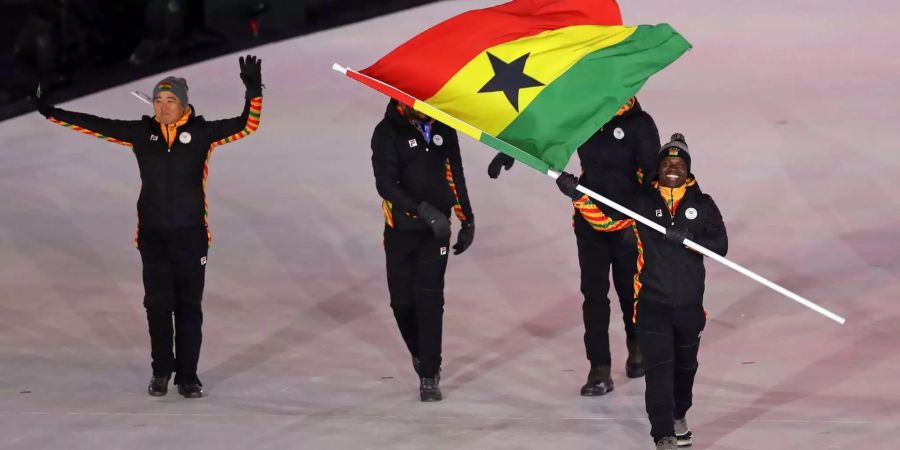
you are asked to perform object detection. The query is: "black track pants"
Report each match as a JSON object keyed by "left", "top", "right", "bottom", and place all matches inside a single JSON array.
[
  {"left": 576, "top": 226, "right": 638, "bottom": 367},
  {"left": 383, "top": 226, "right": 450, "bottom": 378},
  {"left": 635, "top": 300, "right": 706, "bottom": 442},
  {"left": 138, "top": 226, "right": 208, "bottom": 385}
]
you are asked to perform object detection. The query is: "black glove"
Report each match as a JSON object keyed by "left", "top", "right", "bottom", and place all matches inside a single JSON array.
[
  {"left": 239, "top": 54, "right": 263, "bottom": 95},
  {"left": 665, "top": 228, "right": 694, "bottom": 245},
  {"left": 417, "top": 202, "right": 451, "bottom": 239},
  {"left": 32, "top": 84, "right": 53, "bottom": 118},
  {"left": 487, "top": 153, "right": 515, "bottom": 179},
  {"left": 453, "top": 221, "right": 474, "bottom": 255},
  {"left": 555, "top": 172, "right": 581, "bottom": 200}
]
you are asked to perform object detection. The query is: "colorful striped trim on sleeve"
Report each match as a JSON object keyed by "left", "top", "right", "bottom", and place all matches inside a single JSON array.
[
  {"left": 210, "top": 97, "right": 262, "bottom": 149},
  {"left": 631, "top": 224, "right": 644, "bottom": 324},
  {"left": 444, "top": 159, "right": 468, "bottom": 222},
  {"left": 202, "top": 96, "right": 262, "bottom": 247},
  {"left": 48, "top": 117, "right": 133, "bottom": 148},
  {"left": 382, "top": 200, "right": 395, "bottom": 228},
  {"left": 572, "top": 195, "right": 633, "bottom": 232}
]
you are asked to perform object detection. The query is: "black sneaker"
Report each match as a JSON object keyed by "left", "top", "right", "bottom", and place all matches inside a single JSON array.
[
  {"left": 580, "top": 366, "right": 614, "bottom": 396},
  {"left": 147, "top": 375, "right": 170, "bottom": 397},
  {"left": 626, "top": 339, "right": 645, "bottom": 378},
  {"left": 419, "top": 376, "right": 442, "bottom": 402},
  {"left": 176, "top": 383, "right": 204, "bottom": 399},
  {"left": 674, "top": 417, "right": 693, "bottom": 447},
  {"left": 656, "top": 436, "right": 678, "bottom": 450}
]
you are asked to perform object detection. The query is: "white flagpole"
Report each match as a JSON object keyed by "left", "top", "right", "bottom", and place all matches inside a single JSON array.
[
  {"left": 546, "top": 170, "right": 845, "bottom": 325},
  {"left": 332, "top": 62, "right": 845, "bottom": 325}
]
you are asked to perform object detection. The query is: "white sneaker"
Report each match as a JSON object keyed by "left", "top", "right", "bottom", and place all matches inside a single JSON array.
[{"left": 674, "top": 417, "right": 693, "bottom": 447}]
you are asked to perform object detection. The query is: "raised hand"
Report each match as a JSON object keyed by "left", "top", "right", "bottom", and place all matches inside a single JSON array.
[{"left": 239, "top": 54, "right": 263, "bottom": 92}]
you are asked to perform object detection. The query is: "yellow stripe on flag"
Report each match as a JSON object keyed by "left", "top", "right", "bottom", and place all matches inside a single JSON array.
[
  {"left": 414, "top": 100, "right": 483, "bottom": 140},
  {"left": 425, "top": 25, "right": 637, "bottom": 136}
]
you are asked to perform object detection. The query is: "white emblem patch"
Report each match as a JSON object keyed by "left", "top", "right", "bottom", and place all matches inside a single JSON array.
[
  {"left": 440, "top": 247, "right": 448, "bottom": 256},
  {"left": 179, "top": 132, "right": 192, "bottom": 144},
  {"left": 433, "top": 135, "right": 443, "bottom": 146},
  {"left": 200, "top": 256, "right": 207, "bottom": 266},
  {"left": 685, "top": 208, "right": 698, "bottom": 220},
  {"left": 150, "top": 134, "right": 159, "bottom": 141},
  {"left": 655, "top": 209, "right": 663, "bottom": 217},
  {"left": 613, "top": 127, "right": 625, "bottom": 140},
  {"left": 408, "top": 139, "right": 418, "bottom": 148}
]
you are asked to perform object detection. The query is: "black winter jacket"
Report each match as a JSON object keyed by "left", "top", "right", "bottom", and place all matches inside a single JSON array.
[
  {"left": 45, "top": 94, "right": 262, "bottom": 233},
  {"left": 371, "top": 100, "right": 473, "bottom": 231},
  {"left": 573, "top": 178, "right": 728, "bottom": 308},
  {"left": 574, "top": 99, "right": 660, "bottom": 237}
]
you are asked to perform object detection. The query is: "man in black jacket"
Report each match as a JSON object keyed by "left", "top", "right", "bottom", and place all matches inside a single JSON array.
[
  {"left": 33, "top": 55, "right": 264, "bottom": 399},
  {"left": 489, "top": 98, "right": 660, "bottom": 395},
  {"left": 556, "top": 133, "right": 728, "bottom": 450},
  {"left": 371, "top": 99, "right": 475, "bottom": 402}
]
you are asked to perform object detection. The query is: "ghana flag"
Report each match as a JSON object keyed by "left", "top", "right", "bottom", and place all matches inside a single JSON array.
[{"left": 338, "top": 0, "right": 691, "bottom": 173}]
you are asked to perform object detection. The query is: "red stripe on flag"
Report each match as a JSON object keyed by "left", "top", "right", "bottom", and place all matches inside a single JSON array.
[
  {"left": 347, "top": 69, "right": 417, "bottom": 107},
  {"left": 360, "top": 0, "right": 622, "bottom": 100}
]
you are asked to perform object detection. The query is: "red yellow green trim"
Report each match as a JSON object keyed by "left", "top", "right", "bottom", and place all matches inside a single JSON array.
[
  {"left": 572, "top": 195, "right": 633, "bottom": 231},
  {"left": 203, "top": 96, "right": 263, "bottom": 246},
  {"left": 48, "top": 117, "right": 132, "bottom": 147},
  {"left": 444, "top": 160, "right": 468, "bottom": 222},
  {"left": 382, "top": 200, "right": 395, "bottom": 228},
  {"left": 632, "top": 224, "right": 644, "bottom": 323}
]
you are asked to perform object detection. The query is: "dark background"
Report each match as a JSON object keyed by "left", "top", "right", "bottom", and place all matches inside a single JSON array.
[{"left": 0, "top": 0, "right": 439, "bottom": 121}]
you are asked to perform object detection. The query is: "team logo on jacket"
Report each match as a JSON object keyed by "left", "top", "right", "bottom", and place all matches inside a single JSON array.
[
  {"left": 613, "top": 127, "right": 625, "bottom": 140},
  {"left": 150, "top": 134, "right": 159, "bottom": 141},
  {"left": 179, "top": 132, "right": 192, "bottom": 144},
  {"left": 433, "top": 135, "right": 443, "bottom": 146},
  {"left": 685, "top": 208, "right": 698, "bottom": 220},
  {"left": 408, "top": 139, "right": 418, "bottom": 148}
]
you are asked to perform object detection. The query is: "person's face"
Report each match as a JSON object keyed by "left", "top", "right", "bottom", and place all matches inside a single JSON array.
[
  {"left": 658, "top": 156, "right": 688, "bottom": 188},
  {"left": 154, "top": 91, "right": 187, "bottom": 125},
  {"left": 400, "top": 103, "right": 428, "bottom": 121}
]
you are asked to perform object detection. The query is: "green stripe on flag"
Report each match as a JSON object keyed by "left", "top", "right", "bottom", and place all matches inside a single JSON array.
[
  {"left": 480, "top": 133, "right": 550, "bottom": 173},
  {"left": 498, "top": 24, "right": 690, "bottom": 170}
]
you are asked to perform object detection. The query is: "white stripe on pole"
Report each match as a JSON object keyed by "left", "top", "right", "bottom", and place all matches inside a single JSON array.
[{"left": 546, "top": 169, "right": 846, "bottom": 325}]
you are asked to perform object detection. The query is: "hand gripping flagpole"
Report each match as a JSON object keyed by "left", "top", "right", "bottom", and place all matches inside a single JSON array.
[{"left": 333, "top": 63, "right": 846, "bottom": 325}]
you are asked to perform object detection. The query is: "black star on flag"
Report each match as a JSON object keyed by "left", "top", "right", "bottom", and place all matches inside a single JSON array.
[{"left": 478, "top": 52, "right": 545, "bottom": 112}]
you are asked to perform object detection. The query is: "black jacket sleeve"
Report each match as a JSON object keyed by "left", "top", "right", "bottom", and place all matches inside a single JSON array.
[
  {"left": 694, "top": 195, "right": 728, "bottom": 256},
  {"left": 444, "top": 130, "right": 474, "bottom": 222},
  {"left": 633, "top": 111, "right": 661, "bottom": 183},
  {"left": 206, "top": 92, "right": 263, "bottom": 146},
  {"left": 371, "top": 122, "right": 420, "bottom": 215},
  {"left": 46, "top": 107, "right": 142, "bottom": 146}
]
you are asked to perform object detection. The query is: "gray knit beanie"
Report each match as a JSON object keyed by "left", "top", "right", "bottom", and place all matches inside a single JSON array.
[{"left": 152, "top": 76, "right": 189, "bottom": 105}]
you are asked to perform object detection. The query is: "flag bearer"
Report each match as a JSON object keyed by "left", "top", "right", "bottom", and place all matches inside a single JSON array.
[{"left": 556, "top": 133, "right": 728, "bottom": 449}]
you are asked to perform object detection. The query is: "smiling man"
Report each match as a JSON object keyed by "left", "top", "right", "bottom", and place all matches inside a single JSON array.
[
  {"left": 556, "top": 133, "right": 728, "bottom": 450},
  {"left": 33, "top": 55, "right": 264, "bottom": 399}
]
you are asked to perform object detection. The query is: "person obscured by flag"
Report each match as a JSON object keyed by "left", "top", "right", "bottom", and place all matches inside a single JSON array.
[
  {"left": 371, "top": 99, "right": 475, "bottom": 402},
  {"left": 488, "top": 96, "right": 661, "bottom": 396}
]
